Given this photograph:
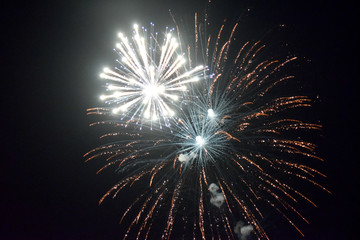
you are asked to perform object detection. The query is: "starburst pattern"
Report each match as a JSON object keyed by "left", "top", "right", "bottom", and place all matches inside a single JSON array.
[{"left": 98, "top": 23, "right": 204, "bottom": 128}]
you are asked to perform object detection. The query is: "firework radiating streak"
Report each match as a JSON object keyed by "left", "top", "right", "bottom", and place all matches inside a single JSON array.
[{"left": 86, "top": 17, "right": 328, "bottom": 239}]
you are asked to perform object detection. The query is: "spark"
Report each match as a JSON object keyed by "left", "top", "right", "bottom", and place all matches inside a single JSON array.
[
  {"left": 195, "top": 136, "right": 205, "bottom": 146},
  {"left": 207, "top": 108, "right": 216, "bottom": 118}
]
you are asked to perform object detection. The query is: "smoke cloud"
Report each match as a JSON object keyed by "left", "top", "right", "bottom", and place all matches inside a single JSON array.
[
  {"left": 234, "top": 221, "right": 253, "bottom": 240},
  {"left": 208, "top": 183, "right": 225, "bottom": 208},
  {"left": 178, "top": 152, "right": 197, "bottom": 163}
]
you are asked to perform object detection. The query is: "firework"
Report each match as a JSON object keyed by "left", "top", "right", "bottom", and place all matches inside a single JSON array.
[
  {"left": 97, "top": 23, "right": 204, "bottom": 128},
  {"left": 86, "top": 18, "right": 328, "bottom": 240}
]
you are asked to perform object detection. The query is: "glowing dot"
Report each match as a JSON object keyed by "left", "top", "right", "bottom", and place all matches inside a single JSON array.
[
  {"left": 208, "top": 109, "right": 215, "bottom": 118},
  {"left": 196, "top": 136, "right": 205, "bottom": 146}
]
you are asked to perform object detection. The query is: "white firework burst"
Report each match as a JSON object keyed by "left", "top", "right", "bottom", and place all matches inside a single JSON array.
[{"left": 99, "top": 23, "right": 204, "bottom": 128}]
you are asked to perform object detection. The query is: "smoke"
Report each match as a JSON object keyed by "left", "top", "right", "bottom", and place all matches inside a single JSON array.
[
  {"left": 208, "top": 183, "right": 225, "bottom": 208},
  {"left": 234, "top": 221, "right": 253, "bottom": 240},
  {"left": 178, "top": 152, "right": 197, "bottom": 163},
  {"left": 178, "top": 153, "right": 189, "bottom": 162}
]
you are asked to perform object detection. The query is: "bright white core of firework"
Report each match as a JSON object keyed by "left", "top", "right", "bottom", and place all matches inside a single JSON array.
[
  {"left": 207, "top": 109, "right": 216, "bottom": 118},
  {"left": 195, "top": 136, "right": 205, "bottom": 146},
  {"left": 142, "top": 84, "right": 165, "bottom": 98},
  {"left": 99, "top": 23, "right": 204, "bottom": 125}
]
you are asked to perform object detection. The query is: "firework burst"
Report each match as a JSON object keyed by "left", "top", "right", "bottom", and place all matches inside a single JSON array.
[
  {"left": 86, "top": 18, "right": 328, "bottom": 240},
  {"left": 96, "top": 23, "right": 204, "bottom": 128}
]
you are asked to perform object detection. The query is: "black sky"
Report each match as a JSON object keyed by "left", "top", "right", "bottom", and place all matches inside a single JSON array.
[{"left": 1, "top": 0, "right": 358, "bottom": 239}]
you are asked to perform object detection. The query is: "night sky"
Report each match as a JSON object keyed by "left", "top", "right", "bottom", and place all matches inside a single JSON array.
[{"left": 2, "top": 0, "right": 358, "bottom": 239}]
